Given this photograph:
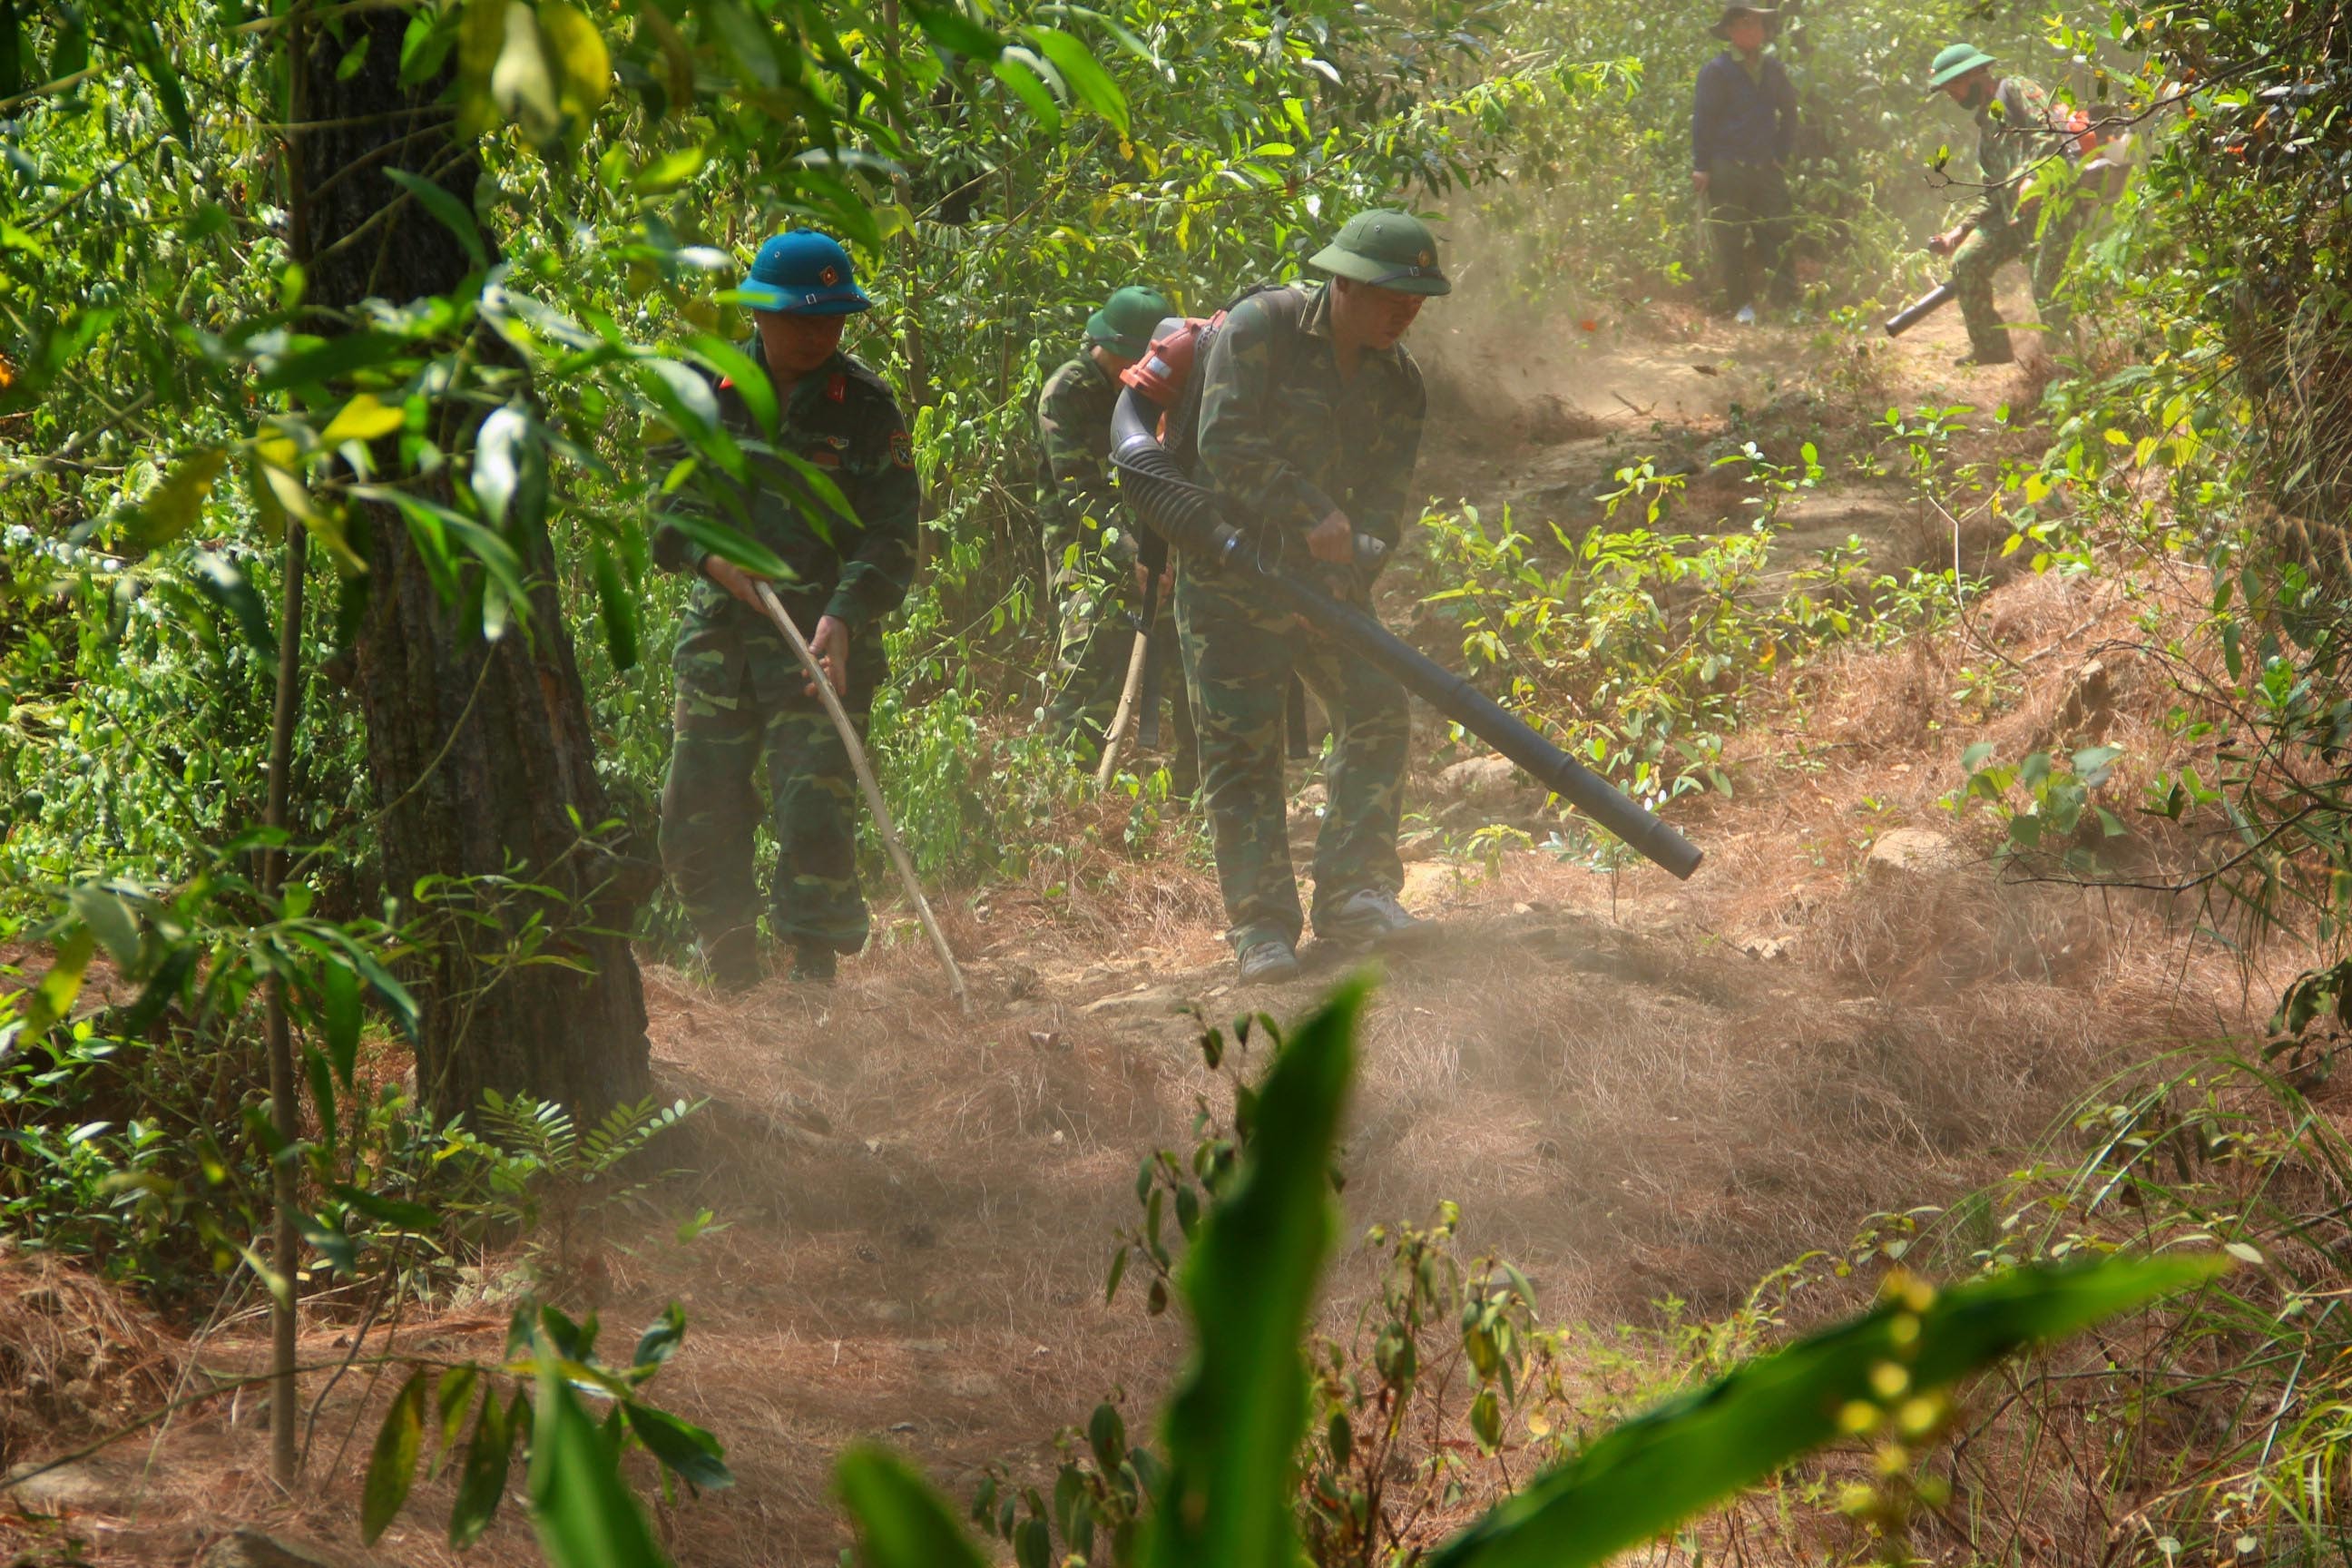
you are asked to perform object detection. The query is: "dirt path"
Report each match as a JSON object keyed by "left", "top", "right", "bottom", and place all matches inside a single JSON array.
[
  {"left": 4, "top": 275, "right": 2258, "bottom": 1566},
  {"left": 1418, "top": 270, "right": 2057, "bottom": 573},
  {"left": 589, "top": 278, "right": 2249, "bottom": 1563}
]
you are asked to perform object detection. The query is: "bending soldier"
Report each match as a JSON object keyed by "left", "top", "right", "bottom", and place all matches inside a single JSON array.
[
  {"left": 1690, "top": 4, "right": 1799, "bottom": 323},
  {"left": 1035, "top": 285, "right": 1194, "bottom": 780},
  {"left": 652, "top": 230, "right": 919, "bottom": 988},
  {"left": 1184, "top": 210, "right": 1447, "bottom": 984},
  {"left": 1925, "top": 44, "right": 2086, "bottom": 365}
]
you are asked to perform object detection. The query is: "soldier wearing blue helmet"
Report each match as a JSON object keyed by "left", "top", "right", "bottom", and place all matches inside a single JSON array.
[{"left": 651, "top": 230, "right": 919, "bottom": 987}]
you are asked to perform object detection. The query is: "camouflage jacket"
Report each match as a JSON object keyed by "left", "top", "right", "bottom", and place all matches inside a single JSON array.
[
  {"left": 1192, "top": 281, "right": 1426, "bottom": 561},
  {"left": 1034, "top": 350, "right": 1139, "bottom": 578},
  {"left": 1975, "top": 75, "right": 2054, "bottom": 235},
  {"left": 651, "top": 338, "right": 920, "bottom": 648}
]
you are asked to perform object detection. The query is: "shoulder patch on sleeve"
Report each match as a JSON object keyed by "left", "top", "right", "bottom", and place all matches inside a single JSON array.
[
  {"left": 827, "top": 371, "right": 848, "bottom": 403},
  {"left": 890, "top": 429, "right": 916, "bottom": 470}
]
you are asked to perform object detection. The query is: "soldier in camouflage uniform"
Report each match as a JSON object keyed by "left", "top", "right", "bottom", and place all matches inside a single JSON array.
[
  {"left": 652, "top": 230, "right": 919, "bottom": 988},
  {"left": 1182, "top": 210, "right": 1448, "bottom": 984},
  {"left": 1926, "top": 44, "right": 2087, "bottom": 365},
  {"left": 1035, "top": 285, "right": 1193, "bottom": 779}
]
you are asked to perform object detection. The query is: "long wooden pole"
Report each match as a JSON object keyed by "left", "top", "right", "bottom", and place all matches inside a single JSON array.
[
  {"left": 1092, "top": 627, "right": 1152, "bottom": 791},
  {"left": 751, "top": 583, "right": 970, "bottom": 1014}
]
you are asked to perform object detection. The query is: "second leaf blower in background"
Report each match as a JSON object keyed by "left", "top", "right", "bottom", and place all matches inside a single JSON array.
[{"left": 1887, "top": 44, "right": 2132, "bottom": 354}]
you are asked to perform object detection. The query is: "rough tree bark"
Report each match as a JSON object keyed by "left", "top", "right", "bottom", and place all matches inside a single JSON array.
[{"left": 296, "top": 15, "right": 652, "bottom": 1122}]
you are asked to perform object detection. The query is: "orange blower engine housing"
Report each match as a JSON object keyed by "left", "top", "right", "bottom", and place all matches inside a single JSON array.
[
  {"left": 2060, "top": 107, "right": 2110, "bottom": 162},
  {"left": 1120, "top": 315, "right": 1216, "bottom": 411}
]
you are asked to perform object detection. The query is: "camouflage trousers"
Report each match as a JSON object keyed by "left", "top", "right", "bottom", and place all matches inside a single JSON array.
[
  {"left": 1951, "top": 206, "right": 2082, "bottom": 360},
  {"left": 1044, "top": 557, "right": 1196, "bottom": 786},
  {"left": 659, "top": 614, "right": 870, "bottom": 956},
  {"left": 1174, "top": 564, "right": 1408, "bottom": 951}
]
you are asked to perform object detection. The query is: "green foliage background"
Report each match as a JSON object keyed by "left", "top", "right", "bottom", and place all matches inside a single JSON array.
[
  {"left": 0, "top": 0, "right": 1577, "bottom": 926},
  {"left": 5, "top": 0, "right": 2348, "bottom": 1236},
  {"left": 0, "top": 0, "right": 2113, "bottom": 930},
  {"left": 3, "top": 0, "right": 2349, "bottom": 1561}
]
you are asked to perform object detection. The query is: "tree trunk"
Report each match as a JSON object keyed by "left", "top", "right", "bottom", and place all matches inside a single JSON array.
[{"left": 296, "top": 15, "right": 651, "bottom": 1122}]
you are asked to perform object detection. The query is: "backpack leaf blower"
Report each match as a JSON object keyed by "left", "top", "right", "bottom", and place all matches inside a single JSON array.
[{"left": 1107, "top": 318, "right": 1704, "bottom": 882}]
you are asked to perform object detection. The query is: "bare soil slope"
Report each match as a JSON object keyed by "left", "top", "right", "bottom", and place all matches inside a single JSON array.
[{"left": 3, "top": 281, "right": 2263, "bottom": 1567}]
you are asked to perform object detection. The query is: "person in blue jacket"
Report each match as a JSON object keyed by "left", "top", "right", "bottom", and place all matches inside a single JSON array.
[{"left": 1690, "top": 4, "right": 1800, "bottom": 322}]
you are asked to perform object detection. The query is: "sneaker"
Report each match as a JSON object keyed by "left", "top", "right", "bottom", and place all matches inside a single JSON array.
[
  {"left": 789, "top": 942, "right": 838, "bottom": 985},
  {"left": 701, "top": 927, "right": 763, "bottom": 992},
  {"left": 1315, "top": 887, "right": 1426, "bottom": 951},
  {"left": 1734, "top": 304, "right": 1758, "bottom": 327},
  {"left": 1235, "top": 936, "right": 1301, "bottom": 985}
]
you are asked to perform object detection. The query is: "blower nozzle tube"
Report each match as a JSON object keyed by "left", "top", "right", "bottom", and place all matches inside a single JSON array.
[
  {"left": 1884, "top": 280, "right": 1956, "bottom": 338},
  {"left": 1107, "top": 387, "right": 1704, "bottom": 882}
]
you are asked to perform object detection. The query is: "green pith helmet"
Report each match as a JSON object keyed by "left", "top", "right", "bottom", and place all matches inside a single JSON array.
[
  {"left": 1926, "top": 43, "right": 1997, "bottom": 92},
  {"left": 1085, "top": 285, "right": 1174, "bottom": 359},
  {"left": 1308, "top": 210, "right": 1453, "bottom": 297}
]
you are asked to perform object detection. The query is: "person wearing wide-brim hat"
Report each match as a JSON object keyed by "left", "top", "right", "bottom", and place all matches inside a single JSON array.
[
  {"left": 1179, "top": 209, "right": 1448, "bottom": 985},
  {"left": 1691, "top": 3, "right": 1800, "bottom": 322},
  {"left": 1924, "top": 42, "right": 1997, "bottom": 94},
  {"left": 1033, "top": 284, "right": 1195, "bottom": 779},
  {"left": 1922, "top": 44, "right": 2083, "bottom": 366},
  {"left": 650, "top": 229, "right": 921, "bottom": 989},
  {"left": 1709, "top": 3, "right": 1779, "bottom": 38}
]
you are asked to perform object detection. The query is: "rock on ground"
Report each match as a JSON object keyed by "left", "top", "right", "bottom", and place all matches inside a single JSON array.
[
  {"left": 1864, "top": 827, "right": 1965, "bottom": 877},
  {"left": 202, "top": 1529, "right": 348, "bottom": 1568},
  {"left": 1439, "top": 754, "right": 1530, "bottom": 805}
]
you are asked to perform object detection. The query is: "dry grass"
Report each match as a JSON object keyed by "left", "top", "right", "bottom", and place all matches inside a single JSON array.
[
  {"left": 1, "top": 302, "right": 2293, "bottom": 1568},
  {"left": 0, "top": 1242, "right": 179, "bottom": 1472}
]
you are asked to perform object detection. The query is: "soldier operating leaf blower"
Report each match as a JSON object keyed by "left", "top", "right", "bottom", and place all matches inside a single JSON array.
[
  {"left": 1885, "top": 91, "right": 2127, "bottom": 343},
  {"left": 1108, "top": 310, "right": 1706, "bottom": 883}
]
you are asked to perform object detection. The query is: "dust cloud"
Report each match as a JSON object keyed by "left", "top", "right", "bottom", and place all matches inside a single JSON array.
[
  {"left": 65, "top": 225, "right": 2265, "bottom": 1568},
  {"left": 549, "top": 242, "right": 2260, "bottom": 1561}
]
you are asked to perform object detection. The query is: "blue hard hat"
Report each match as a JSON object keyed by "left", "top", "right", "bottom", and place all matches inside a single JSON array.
[{"left": 739, "top": 230, "right": 872, "bottom": 315}]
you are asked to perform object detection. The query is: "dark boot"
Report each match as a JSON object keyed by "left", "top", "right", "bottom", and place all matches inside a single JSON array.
[
  {"left": 789, "top": 941, "right": 838, "bottom": 985},
  {"left": 701, "top": 926, "right": 763, "bottom": 992},
  {"left": 1235, "top": 934, "right": 1300, "bottom": 985}
]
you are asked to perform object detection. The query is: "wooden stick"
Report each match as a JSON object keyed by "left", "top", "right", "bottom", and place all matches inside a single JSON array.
[
  {"left": 751, "top": 583, "right": 971, "bottom": 1014},
  {"left": 1093, "top": 625, "right": 1153, "bottom": 791}
]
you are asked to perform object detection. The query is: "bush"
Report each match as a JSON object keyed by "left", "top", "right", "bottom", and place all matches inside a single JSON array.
[
  {"left": 1847, "top": 1047, "right": 2352, "bottom": 1567},
  {"left": 1415, "top": 456, "right": 1961, "bottom": 812}
]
